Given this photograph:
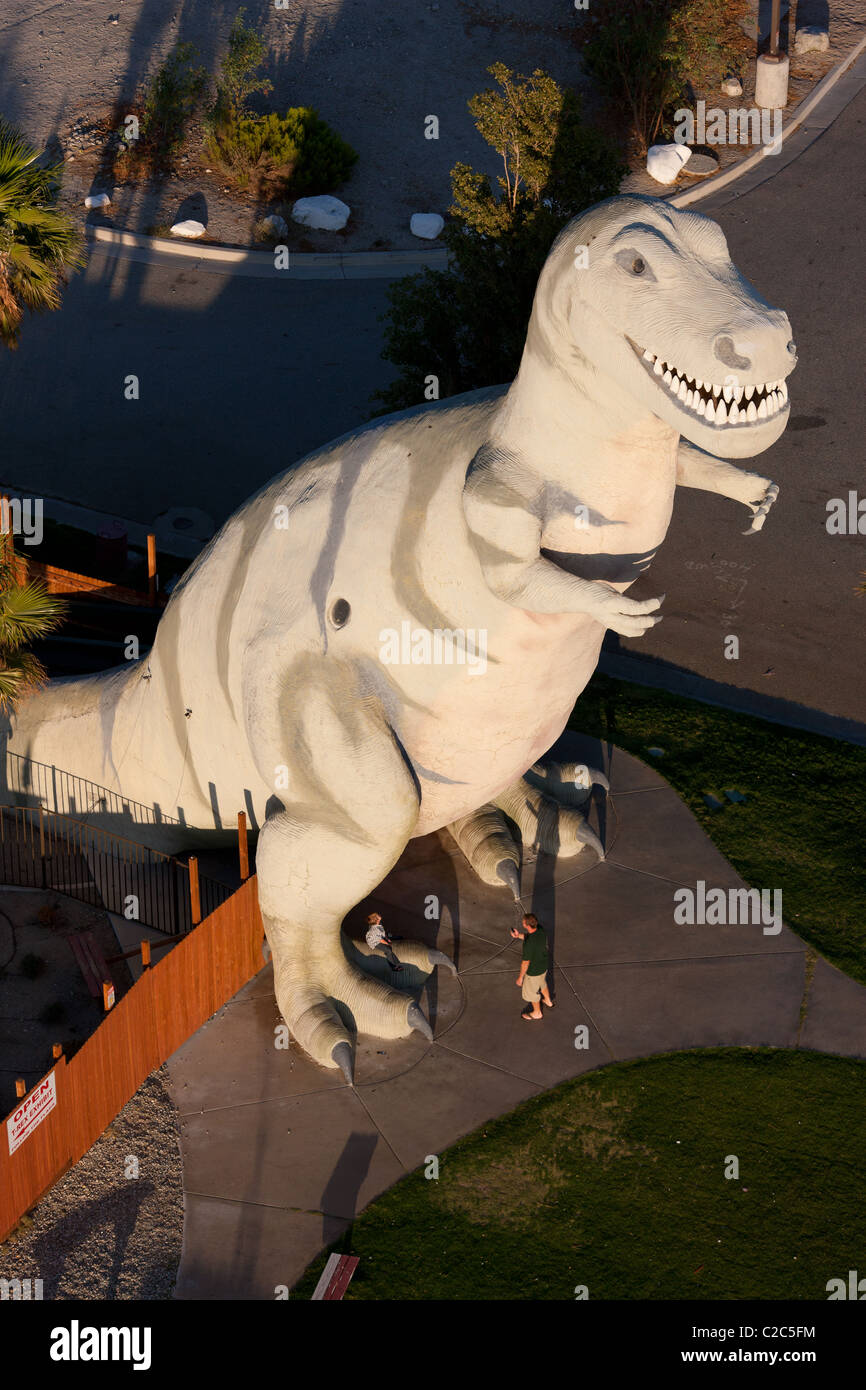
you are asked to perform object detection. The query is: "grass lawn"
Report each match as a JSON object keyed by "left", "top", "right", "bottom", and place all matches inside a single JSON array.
[
  {"left": 294, "top": 1049, "right": 866, "bottom": 1300},
  {"left": 568, "top": 674, "right": 866, "bottom": 986}
]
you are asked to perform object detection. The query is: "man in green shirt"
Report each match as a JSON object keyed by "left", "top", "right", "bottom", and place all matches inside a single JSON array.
[{"left": 512, "top": 913, "right": 554, "bottom": 1020}]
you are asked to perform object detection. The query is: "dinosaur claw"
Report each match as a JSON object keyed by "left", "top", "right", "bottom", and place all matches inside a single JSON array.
[
  {"left": 427, "top": 947, "right": 458, "bottom": 977},
  {"left": 495, "top": 859, "right": 522, "bottom": 901},
  {"left": 407, "top": 1001, "right": 433, "bottom": 1042},
  {"left": 331, "top": 1040, "right": 354, "bottom": 1085},
  {"left": 575, "top": 821, "right": 605, "bottom": 860}
]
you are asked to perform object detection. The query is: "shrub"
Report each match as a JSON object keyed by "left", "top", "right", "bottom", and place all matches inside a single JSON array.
[
  {"left": 583, "top": 0, "right": 751, "bottom": 154},
  {"left": 20, "top": 953, "right": 46, "bottom": 979},
  {"left": 138, "top": 42, "right": 209, "bottom": 172},
  {"left": 205, "top": 107, "right": 357, "bottom": 195},
  {"left": 372, "top": 65, "right": 624, "bottom": 414}
]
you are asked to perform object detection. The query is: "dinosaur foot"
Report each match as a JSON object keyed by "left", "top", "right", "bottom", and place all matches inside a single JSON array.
[
  {"left": 447, "top": 758, "right": 608, "bottom": 892},
  {"left": 272, "top": 938, "right": 451, "bottom": 1081}
]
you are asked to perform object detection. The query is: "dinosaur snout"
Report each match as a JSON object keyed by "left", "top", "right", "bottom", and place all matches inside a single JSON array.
[{"left": 712, "top": 311, "right": 794, "bottom": 382}]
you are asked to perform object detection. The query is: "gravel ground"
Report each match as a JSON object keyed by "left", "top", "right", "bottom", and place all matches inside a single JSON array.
[
  {"left": 0, "top": 1066, "right": 183, "bottom": 1300},
  {"left": 1, "top": 0, "right": 592, "bottom": 251},
  {"left": 2, "top": 2, "right": 862, "bottom": 249}
]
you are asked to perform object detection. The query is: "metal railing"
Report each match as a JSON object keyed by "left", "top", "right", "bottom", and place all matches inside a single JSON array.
[
  {"left": 2, "top": 751, "right": 181, "bottom": 828},
  {"left": 0, "top": 805, "right": 230, "bottom": 936}
]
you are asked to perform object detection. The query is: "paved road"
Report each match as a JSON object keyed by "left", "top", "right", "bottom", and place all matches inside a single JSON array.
[
  {"left": 0, "top": 252, "right": 396, "bottom": 525},
  {"left": 620, "top": 73, "right": 866, "bottom": 733}
]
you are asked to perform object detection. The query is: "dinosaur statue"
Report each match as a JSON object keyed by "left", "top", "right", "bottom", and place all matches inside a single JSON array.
[{"left": 9, "top": 196, "right": 796, "bottom": 1080}]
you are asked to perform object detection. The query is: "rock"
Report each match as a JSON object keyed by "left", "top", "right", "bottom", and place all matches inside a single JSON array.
[
  {"left": 261, "top": 213, "right": 289, "bottom": 238},
  {"left": 646, "top": 143, "right": 691, "bottom": 184},
  {"left": 84, "top": 192, "right": 111, "bottom": 208},
  {"left": 703, "top": 794, "right": 724, "bottom": 811},
  {"left": 681, "top": 149, "right": 720, "bottom": 177},
  {"left": 795, "top": 26, "right": 829, "bottom": 54},
  {"left": 646, "top": 747, "right": 665, "bottom": 758},
  {"left": 169, "top": 219, "right": 206, "bottom": 239},
  {"left": 721, "top": 76, "right": 743, "bottom": 96},
  {"left": 291, "top": 195, "right": 350, "bottom": 231},
  {"left": 410, "top": 212, "right": 445, "bottom": 240},
  {"left": 723, "top": 789, "right": 748, "bottom": 804}
]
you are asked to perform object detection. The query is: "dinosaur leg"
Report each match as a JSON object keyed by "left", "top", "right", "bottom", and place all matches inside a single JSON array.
[
  {"left": 447, "top": 759, "right": 608, "bottom": 898},
  {"left": 255, "top": 705, "right": 434, "bottom": 1082}
]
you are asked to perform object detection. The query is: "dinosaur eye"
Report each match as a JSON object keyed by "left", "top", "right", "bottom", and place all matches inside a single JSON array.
[{"left": 632, "top": 257, "right": 646, "bottom": 275}]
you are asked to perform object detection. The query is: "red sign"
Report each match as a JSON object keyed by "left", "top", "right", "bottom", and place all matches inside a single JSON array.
[{"left": 7, "top": 1070, "right": 57, "bottom": 1155}]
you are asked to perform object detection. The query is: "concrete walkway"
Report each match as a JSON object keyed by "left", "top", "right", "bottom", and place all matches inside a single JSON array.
[{"left": 165, "top": 731, "right": 866, "bottom": 1299}]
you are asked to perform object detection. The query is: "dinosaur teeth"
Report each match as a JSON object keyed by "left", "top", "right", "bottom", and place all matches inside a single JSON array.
[{"left": 635, "top": 343, "right": 788, "bottom": 425}]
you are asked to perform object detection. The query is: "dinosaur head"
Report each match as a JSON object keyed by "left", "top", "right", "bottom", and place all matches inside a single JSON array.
[{"left": 534, "top": 195, "right": 796, "bottom": 459}]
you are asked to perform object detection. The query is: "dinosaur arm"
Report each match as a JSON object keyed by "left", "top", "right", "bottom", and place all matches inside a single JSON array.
[
  {"left": 676, "top": 439, "right": 778, "bottom": 525},
  {"left": 464, "top": 485, "right": 663, "bottom": 636}
]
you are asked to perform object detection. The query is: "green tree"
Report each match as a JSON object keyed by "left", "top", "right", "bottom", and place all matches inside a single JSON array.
[
  {"left": 214, "top": 8, "right": 273, "bottom": 121},
  {"left": 0, "top": 120, "right": 84, "bottom": 350},
  {"left": 372, "top": 65, "right": 624, "bottom": 414},
  {"left": 0, "top": 544, "right": 65, "bottom": 713}
]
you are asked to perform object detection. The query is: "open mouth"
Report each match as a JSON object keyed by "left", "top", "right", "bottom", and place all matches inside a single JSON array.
[{"left": 628, "top": 339, "right": 788, "bottom": 427}]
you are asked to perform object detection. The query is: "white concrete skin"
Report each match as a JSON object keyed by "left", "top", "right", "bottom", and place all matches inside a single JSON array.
[{"left": 9, "top": 196, "right": 796, "bottom": 1078}]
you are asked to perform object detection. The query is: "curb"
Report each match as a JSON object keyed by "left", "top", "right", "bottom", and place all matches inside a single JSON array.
[
  {"left": 669, "top": 30, "right": 866, "bottom": 208},
  {"left": 85, "top": 225, "right": 448, "bottom": 279}
]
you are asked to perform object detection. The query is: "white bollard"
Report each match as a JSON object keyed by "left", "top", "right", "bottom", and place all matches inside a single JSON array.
[{"left": 755, "top": 53, "right": 789, "bottom": 110}]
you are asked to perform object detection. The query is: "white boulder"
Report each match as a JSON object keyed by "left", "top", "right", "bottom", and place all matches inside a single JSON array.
[
  {"left": 291, "top": 196, "right": 350, "bottom": 231},
  {"left": 721, "top": 76, "right": 743, "bottom": 96},
  {"left": 84, "top": 192, "right": 111, "bottom": 208},
  {"left": 795, "top": 26, "right": 830, "bottom": 54},
  {"left": 646, "top": 143, "right": 692, "bottom": 185},
  {"left": 410, "top": 213, "right": 444, "bottom": 240},
  {"left": 170, "top": 219, "right": 206, "bottom": 239}
]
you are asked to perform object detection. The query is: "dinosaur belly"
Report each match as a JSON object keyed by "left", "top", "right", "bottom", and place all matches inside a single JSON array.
[{"left": 401, "top": 609, "right": 603, "bottom": 835}]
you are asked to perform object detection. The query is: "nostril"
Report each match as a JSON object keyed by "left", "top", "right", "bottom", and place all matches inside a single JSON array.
[{"left": 714, "top": 335, "right": 751, "bottom": 372}]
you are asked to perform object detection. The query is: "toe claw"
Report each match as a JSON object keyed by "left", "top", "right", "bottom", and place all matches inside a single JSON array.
[
  {"left": 407, "top": 1001, "right": 433, "bottom": 1041},
  {"left": 331, "top": 1040, "right": 355, "bottom": 1085},
  {"left": 495, "top": 859, "right": 521, "bottom": 900},
  {"left": 427, "top": 947, "right": 458, "bottom": 977},
  {"left": 575, "top": 821, "right": 605, "bottom": 860}
]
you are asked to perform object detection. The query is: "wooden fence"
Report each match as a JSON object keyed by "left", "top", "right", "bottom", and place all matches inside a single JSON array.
[{"left": 0, "top": 874, "right": 264, "bottom": 1244}]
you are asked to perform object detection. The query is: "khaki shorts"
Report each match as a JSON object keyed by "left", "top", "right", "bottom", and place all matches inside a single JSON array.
[{"left": 522, "top": 972, "right": 547, "bottom": 1003}]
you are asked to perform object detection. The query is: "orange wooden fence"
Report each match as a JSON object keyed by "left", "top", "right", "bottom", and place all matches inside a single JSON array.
[{"left": 0, "top": 874, "right": 264, "bottom": 1243}]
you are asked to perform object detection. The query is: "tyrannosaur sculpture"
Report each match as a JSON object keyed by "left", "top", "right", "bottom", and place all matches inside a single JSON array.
[{"left": 10, "top": 196, "right": 796, "bottom": 1079}]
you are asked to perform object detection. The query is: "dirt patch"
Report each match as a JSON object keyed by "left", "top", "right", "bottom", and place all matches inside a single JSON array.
[{"left": 432, "top": 1090, "right": 657, "bottom": 1230}]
